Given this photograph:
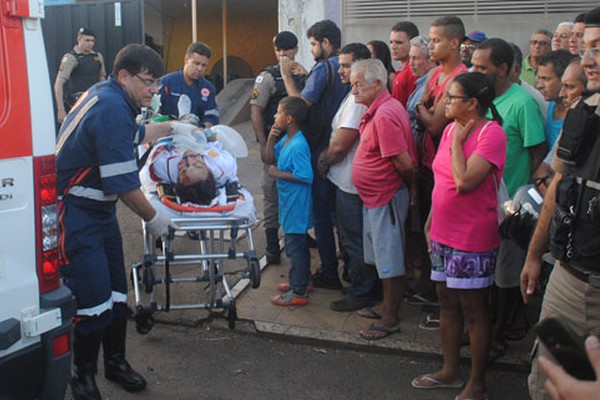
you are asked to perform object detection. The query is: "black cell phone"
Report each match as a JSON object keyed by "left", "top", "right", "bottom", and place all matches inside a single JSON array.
[{"left": 535, "top": 316, "right": 596, "bottom": 381}]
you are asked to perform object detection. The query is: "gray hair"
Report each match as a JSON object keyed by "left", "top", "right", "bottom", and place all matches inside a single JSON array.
[
  {"left": 352, "top": 59, "right": 388, "bottom": 86},
  {"left": 410, "top": 35, "right": 430, "bottom": 59},
  {"left": 556, "top": 21, "right": 574, "bottom": 31}
]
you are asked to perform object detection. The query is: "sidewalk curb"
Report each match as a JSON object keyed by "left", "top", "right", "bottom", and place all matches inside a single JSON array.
[
  {"left": 229, "top": 238, "right": 531, "bottom": 373},
  {"left": 250, "top": 320, "right": 530, "bottom": 372}
]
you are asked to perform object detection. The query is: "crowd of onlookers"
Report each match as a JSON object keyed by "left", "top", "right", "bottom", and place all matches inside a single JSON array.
[
  {"left": 249, "top": 7, "right": 600, "bottom": 400},
  {"left": 54, "top": 6, "right": 600, "bottom": 400}
]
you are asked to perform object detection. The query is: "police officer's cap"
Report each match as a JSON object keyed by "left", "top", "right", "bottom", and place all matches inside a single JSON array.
[
  {"left": 585, "top": 6, "right": 600, "bottom": 27},
  {"left": 78, "top": 27, "right": 96, "bottom": 37},
  {"left": 274, "top": 31, "right": 298, "bottom": 50}
]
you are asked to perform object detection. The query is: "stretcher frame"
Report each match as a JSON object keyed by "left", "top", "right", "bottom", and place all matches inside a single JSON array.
[{"left": 131, "top": 215, "right": 260, "bottom": 332}]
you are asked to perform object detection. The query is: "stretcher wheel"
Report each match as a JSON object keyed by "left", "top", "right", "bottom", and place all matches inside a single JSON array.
[
  {"left": 228, "top": 304, "right": 237, "bottom": 330},
  {"left": 143, "top": 265, "right": 155, "bottom": 294},
  {"left": 135, "top": 306, "right": 155, "bottom": 335},
  {"left": 249, "top": 257, "right": 261, "bottom": 289}
]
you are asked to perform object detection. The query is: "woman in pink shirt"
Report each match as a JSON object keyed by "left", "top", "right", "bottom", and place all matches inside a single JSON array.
[{"left": 412, "top": 72, "right": 506, "bottom": 400}]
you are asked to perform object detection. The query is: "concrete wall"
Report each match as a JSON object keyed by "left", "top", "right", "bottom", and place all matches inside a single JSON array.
[
  {"left": 279, "top": 0, "right": 587, "bottom": 71},
  {"left": 158, "top": 0, "right": 278, "bottom": 78},
  {"left": 144, "top": 0, "right": 164, "bottom": 46},
  {"left": 344, "top": 14, "right": 583, "bottom": 66},
  {"left": 279, "top": 0, "right": 340, "bottom": 72}
]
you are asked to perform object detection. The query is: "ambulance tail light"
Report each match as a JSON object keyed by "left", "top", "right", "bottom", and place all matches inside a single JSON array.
[
  {"left": 34, "top": 155, "right": 60, "bottom": 293},
  {"left": 52, "top": 333, "right": 70, "bottom": 357}
]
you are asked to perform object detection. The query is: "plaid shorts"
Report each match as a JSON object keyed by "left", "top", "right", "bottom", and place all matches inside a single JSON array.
[{"left": 430, "top": 241, "right": 498, "bottom": 289}]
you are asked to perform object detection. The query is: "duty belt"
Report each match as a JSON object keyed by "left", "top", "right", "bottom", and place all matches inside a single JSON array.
[{"left": 561, "top": 261, "right": 600, "bottom": 288}]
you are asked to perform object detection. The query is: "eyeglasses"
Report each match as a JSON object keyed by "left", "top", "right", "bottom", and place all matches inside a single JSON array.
[
  {"left": 444, "top": 95, "right": 470, "bottom": 103},
  {"left": 531, "top": 174, "right": 551, "bottom": 188},
  {"left": 530, "top": 40, "right": 550, "bottom": 46},
  {"left": 578, "top": 47, "right": 600, "bottom": 59},
  {"left": 132, "top": 73, "right": 163, "bottom": 90},
  {"left": 553, "top": 33, "right": 570, "bottom": 40},
  {"left": 460, "top": 43, "right": 476, "bottom": 50}
]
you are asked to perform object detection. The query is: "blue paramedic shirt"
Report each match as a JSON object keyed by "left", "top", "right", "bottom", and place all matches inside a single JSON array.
[
  {"left": 159, "top": 70, "right": 219, "bottom": 126},
  {"left": 56, "top": 77, "right": 146, "bottom": 202},
  {"left": 274, "top": 131, "right": 313, "bottom": 234}
]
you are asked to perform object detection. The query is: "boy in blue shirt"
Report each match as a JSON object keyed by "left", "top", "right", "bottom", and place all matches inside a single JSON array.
[{"left": 265, "top": 96, "right": 313, "bottom": 306}]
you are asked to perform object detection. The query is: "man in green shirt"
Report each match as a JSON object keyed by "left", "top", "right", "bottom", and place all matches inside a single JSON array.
[
  {"left": 521, "top": 29, "right": 552, "bottom": 86},
  {"left": 472, "top": 38, "right": 547, "bottom": 359}
]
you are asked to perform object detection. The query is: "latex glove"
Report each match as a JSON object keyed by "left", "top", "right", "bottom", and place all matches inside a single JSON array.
[
  {"left": 170, "top": 121, "right": 197, "bottom": 137},
  {"left": 202, "top": 127, "right": 217, "bottom": 142},
  {"left": 179, "top": 113, "right": 200, "bottom": 126},
  {"left": 191, "top": 129, "right": 208, "bottom": 147},
  {"left": 146, "top": 211, "right": 178, "bottom": 236},
  {"left": 177, "top": 94, "right": 192, "bottom": 117}
]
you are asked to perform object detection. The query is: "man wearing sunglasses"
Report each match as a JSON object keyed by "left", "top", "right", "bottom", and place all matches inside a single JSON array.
[
  {"left": 56, "top": 44, "right": 180, "bottom": 399},
  {"left": 159, "top": 42, "right": 219, "bottom": 128},
  {"left": 521, "top": 29, "right": 553, "bottom": 86},
  {"left": 460, "top": 29, "right": 487, "bottom": 70}
]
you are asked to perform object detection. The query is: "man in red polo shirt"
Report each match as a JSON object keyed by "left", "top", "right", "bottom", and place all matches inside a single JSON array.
[
  {"left": 352, "top": 59, "right": 417, "bottom": 340},
  {"left": 390, "top": 21, "right": 420, "bottom": 107}
]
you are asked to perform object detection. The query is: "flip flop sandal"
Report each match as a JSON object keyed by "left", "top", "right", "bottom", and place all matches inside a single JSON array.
[
  {"left": 418, "top": 314, "right": 440, "bottom": 331},
  {"left": 356, "top": 307, "right": 382, "bottom": 320},
  {"left": 359, "top": 323, "right": 400, "bottom": 340},
  {"left": 411, "top": 373, "right": 465, "bottom": 389}
]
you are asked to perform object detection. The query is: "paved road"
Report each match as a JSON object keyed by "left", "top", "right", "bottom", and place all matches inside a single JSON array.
[{"left": 67, "top": 321, "right": 530, "bottom": 400}]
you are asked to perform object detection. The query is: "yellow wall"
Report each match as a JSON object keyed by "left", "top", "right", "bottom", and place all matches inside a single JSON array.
[{"left": 161, "top": 0, "right": 278, "bottom": 79}]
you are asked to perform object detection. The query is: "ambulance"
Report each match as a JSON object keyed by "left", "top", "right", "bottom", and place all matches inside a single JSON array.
[{"left": 0, "top": 1, "right": 75, "bottom": 398}]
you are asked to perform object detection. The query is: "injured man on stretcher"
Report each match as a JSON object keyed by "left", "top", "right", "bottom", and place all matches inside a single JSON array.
[{"left": 139, "top": 123, "right": 256, "bottom": 221}]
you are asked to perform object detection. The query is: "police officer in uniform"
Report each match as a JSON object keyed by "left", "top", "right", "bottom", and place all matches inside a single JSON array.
[
  {"left": 54, "top": 27, "right": 106, "bottom": 124},
  {"left": 521, "top": 7, "right": 600, "bottom": 399},
  {"left": 250, "top": 31, "right": 305, "bottom": 264},
  {"left": 56, "top": 44, "right": 181, "bottom": 400}
]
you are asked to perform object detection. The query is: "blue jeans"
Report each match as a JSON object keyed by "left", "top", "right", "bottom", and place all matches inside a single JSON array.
[
  {"left": 284, "top": 233, "right": 311, "bottom": 293},
  {"left": 311, "top": 148, "right": 338, "bottom": 278},
  {"left": 336, "top": 188, "right": 379, "bottom": 299}
]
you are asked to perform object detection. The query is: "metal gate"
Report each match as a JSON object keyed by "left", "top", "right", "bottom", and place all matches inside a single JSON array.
[{"left": 42, "top": 0, "right": 144, "bottom": 84}]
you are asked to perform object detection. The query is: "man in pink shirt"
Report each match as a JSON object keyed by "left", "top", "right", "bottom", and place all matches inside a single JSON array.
[{"left": 351, "top": 59, "right": 417, "bottom": 339}]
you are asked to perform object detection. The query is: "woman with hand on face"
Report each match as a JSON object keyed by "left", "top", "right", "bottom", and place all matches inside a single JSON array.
[{"left": 411, "top": 72, "right": 506, "bottom": 400}]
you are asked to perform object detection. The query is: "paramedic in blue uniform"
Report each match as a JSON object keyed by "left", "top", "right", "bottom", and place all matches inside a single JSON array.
[
  {"left": 54, "top": 27, "right": 107, "bottom": 124},
  {"left": 56, "top": 44, "right": 180, "bottom": 400},
  {"left": 159, "top": 42, "right": 219, "bottom": 127}
]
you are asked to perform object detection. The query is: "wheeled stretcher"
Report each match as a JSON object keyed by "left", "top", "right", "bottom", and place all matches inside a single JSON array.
[
  {"left": 131, "top": 191, "right": 260, "bottom": 333},
  {"left": 132, "top": 125, "right": 260, "bottom": 333}
]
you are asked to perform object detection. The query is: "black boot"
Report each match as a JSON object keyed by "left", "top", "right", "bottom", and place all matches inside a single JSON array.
[
  {"left": 103, "top": 318, "right": 147, "bottom": 392},
  {"left": 71, "top": 331, "right": 103, "bottom": 400},
  {"left": 265, "top": 228, "right": 281, "bottom": 265}
]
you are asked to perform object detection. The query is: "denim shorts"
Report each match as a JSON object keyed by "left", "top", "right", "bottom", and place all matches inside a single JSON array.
[{"left": 430, "top": 241, "right": 497, "bottom": 289}]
